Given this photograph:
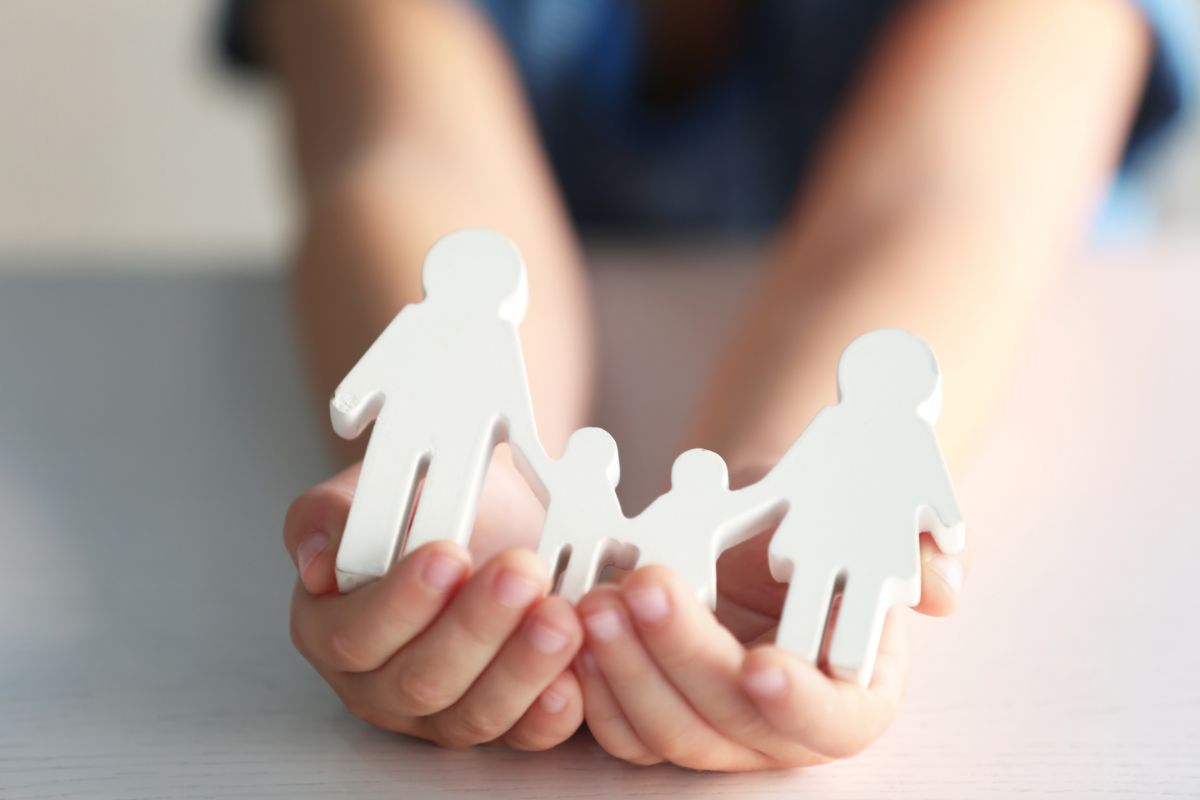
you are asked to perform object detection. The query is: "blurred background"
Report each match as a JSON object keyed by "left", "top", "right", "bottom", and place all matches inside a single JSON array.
[
  {"left": 0, "top": 0, "right": 1196, "bottom": 269},
  {"left": 2, "top": 3, "right": 1199, "bottom": 797}
]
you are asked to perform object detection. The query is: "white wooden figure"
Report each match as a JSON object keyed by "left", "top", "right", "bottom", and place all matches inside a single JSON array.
[
  {"left": 536, "top": 427, "right": 639, "bottom": 603},
  {"left": 329, "top": 230, "right": 552, "bottom": 592},
  {"left": 627, "top": 449, "right": 783, "bottom": 609},
  {"left": 763, "top": 328, "right": 965, "bottom": 686}
]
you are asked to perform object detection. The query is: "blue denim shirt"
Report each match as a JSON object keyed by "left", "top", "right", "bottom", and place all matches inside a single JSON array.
[{"left": 221, "top": 0, "right": 1196, "bottom": 236}]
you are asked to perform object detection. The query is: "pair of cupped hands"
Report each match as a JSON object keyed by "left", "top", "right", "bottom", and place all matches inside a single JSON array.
[{"left": 284, "top": 453, "right": 966, "bottom": 772}]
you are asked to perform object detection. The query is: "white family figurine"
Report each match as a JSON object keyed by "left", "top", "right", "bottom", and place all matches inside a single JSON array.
[
  {"left": 329, "top": 230, "right": 551, "bottom": 591},
  {"left": 330, "top": 229, "right": 965, "bottom": 686}
]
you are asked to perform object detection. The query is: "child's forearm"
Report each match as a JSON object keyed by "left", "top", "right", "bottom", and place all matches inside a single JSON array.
[
  {"left": 258, "top": 0, "right": 592, "bottom": 463},
  {"left": 689, "top": 0, "right": 1150, "bottom": 472}
]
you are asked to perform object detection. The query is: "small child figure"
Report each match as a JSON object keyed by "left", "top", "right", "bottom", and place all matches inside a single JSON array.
[
  {"left": 535, "top": 427, "right": 638, "bottom": 603},
  {"left": 627, "top": 448, "right": 783, "bottom": 610}
]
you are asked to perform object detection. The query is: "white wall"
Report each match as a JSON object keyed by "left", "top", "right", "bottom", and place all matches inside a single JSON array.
[
  {"left": 0, "top": 1, "right": 287, "bottom": 264},
  {"left": 0, "top": 1, "right": 1195, "bottom": 269}
]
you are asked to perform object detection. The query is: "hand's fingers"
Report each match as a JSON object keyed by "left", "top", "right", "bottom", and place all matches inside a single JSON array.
[
  {"left": 427, "top": 595, "right": 583, "bottom": 747},
  {"left": 282, "top": 464, "right": 362, "bottom": 595},
  {"left": 741, "top": 607, "right": 910, "bottom": 760},
  {"left": 618, "top": 566, "right": 816, "bottom": 765},
  {"left": 290, "top": 539, "right": 471, "bottom": 673},
  {"left": 465, "top": 445, "right": 548, "bottom": 562},
  {"left": 573, "top": 648, "right": 661, "bottom": 766},
  {"left": 368, "top": 548, "right": 549, "bottom": 718},
  {"left": 578, "top": 586, "right": 766, "bottom": 771},
  {"left": 914, "top": 532, "right": 967, "bottom": 616},
  {"left": 315, "top": 668, "right": 432, "bottom": 738},
  {"left": 714, "top": 527, "right": 788, "bottom": 625},
  {"left": 501, "top": 669, "right": 585, "bottom": 752}
]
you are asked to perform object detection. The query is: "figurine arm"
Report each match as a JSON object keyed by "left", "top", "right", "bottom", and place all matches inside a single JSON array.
[
  {"left": 329, "top": 313, "right": 407, "bottom": 440},
  {"left": 918, "top": 443, "right": 966, "bottom": 555},
  {"left": 723, "top": 482, "right": 789, "bottom": 551},
  {"left": 497, "top": 331, "right": 554, "bottom": 504}
]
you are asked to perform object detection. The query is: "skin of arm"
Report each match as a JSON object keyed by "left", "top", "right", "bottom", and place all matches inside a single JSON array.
[
  {"left": 689, "top": 0, "right": 1152, "bottom": 477},
  {"left": 327, "top": 312, "right": 408, "bottom": 440},
  {"left": 255, "top": 0, "right": 592, "bottom": 466},
  {"left": 259, "top": 0, "right": 1151, "bottom": 770},
  {"left": 577, "top": 0, "right": 1151, "bottom": 771},
  {"left": 258, "top": 0, "right": 593, "bottom": 754}
]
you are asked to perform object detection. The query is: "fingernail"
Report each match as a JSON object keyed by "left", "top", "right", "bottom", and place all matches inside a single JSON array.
[
  {"left": 495, "top": 571, "right": 541, "bottom": 609},
  {"left": 526, "top": 619, "right": 569, "bottom": 655},
  {"left": 583, "top": 609, "right": 622, "bottom": 641},
  {"left": 296, "top": 532, "right": 328, "bottom": 581},
  {"left": 929, "top": 554, "right": 963, "bottom": 594},
  {"left": 579, "top": 651, "right": 599, "bottom": 675},
  {"left": 625, "top": 587, "right": 669, "bottom": 624},
  {"left": 539, "top": 688, "right": 568, "bottom": 714},
  {"left": 421, "top": 553, "right": 466, "bottom": 592},
  {"left": 744, "top": 667, "right": 787, "bottom": 699}
]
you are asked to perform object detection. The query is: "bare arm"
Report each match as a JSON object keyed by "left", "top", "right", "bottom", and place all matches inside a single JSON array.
[
  {"left": 689, "top": 0, "right": 1151, "bottom": 473},
  {"left": 255, "top": 0, "right": 592, "bottom": 464}
]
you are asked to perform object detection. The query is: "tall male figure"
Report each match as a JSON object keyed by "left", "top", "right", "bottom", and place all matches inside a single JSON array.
[
  {"left": 764, "top": 329, "right": 965, "bottom": 685},
  {"left": 329, "top": 230, "right": 552, "bottom": 592}
]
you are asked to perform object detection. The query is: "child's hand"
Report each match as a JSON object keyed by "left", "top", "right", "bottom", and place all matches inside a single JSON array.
[
  {"left": 282, "top": 461, "right": 584, "bottom": 750},
  {"left": 574, "top": 515, "right": 966, "bottom": 771}
]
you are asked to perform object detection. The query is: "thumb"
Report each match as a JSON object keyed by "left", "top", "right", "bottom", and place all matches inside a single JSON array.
[
  {"left": 281, "top": 462, "right": 361, "bottom": 595},
  {"left": 914, "top": 531, "right": 968, "bottom": 617}
]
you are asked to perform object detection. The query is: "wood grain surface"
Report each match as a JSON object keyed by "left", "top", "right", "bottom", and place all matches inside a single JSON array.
[{"left": 1, "top": 245, "right": 1197, "bottom": 798}]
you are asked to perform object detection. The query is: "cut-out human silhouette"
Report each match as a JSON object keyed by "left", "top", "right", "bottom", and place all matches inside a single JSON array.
[
  {"left": 626, "top": 449, "right": 783, "bottom": 609},
  {"left": 329, "top": 229, "right": 552, "bottom": 592},
  {"left": 328, "top": 229, "right": 966, "bottom": 686},
  {"left": 762, "top": 328, "right": 965, "bottom": 686},
  {"left": 536, "top": 427, "right": 638, "bottom": 603}
]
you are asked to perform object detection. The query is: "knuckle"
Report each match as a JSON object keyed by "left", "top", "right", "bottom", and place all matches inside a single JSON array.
[
  {"left": 505, "top": 722, "right": 566, "bottom": 752},
  {"left": 329, "top": 683, "right": 382, "bottom": 728},
  {"left": 288, "top": 613, "right": 308, "bottom": 658},
  {"left": 393, "top": 667, "right": 455, "bottom": 716},
  {"left": 326, "top": 626, "right": 374, "bottom": 673},
  {"left": 801, "top": 715, "right": 874, "bottom": 760},
  {"left": 281, "top": 493, "right": 311, "bottom": 550},
  {"left": 822, "top": 736, "right": 869, "bottom": 760},
  {"left": 589, "top": 721, "right": 661, "bottom": 766},
  {"left": 603, "top": 739, "right": 660, "bottom": 766},
  {"left": 456, "top": 611, "right": 505, "bottom": 651},
  {"left": 440, "top": 707, "right": 506, "bottom": 748},
  {"left": 630, "top": 753, "right": 665, "bottom": 767},
  {"left": 649, "top": 724, "right": 703, "bottom": 765},
  {"left": 375, "top": 581, "right": 432, "bottom": 634},
  {"left": 709, "top": 704, "right": 768, "bottom": 743},
  {"left": 343, "top": 699, "right": 381, "bottom": 728}
]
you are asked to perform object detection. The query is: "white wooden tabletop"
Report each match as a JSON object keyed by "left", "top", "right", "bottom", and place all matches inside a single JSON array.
[{"left": 1, "top": 245, "right": 1197, "bottom": 798}]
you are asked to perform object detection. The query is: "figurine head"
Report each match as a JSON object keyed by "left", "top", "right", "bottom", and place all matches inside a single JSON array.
[
  {"left": 562, "top": 427, "right": 620, "bottom": 487},
  {"left": 836, "top": 329, "right": 942, "bottom": 422},
  {"left": 670, "top": 449, "right": 729, "bottom": 493},
  {"left": 421, "top": 229, "right": 529, "bottom": 323}
]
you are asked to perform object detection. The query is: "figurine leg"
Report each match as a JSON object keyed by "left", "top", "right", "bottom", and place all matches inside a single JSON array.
[
  {"left": 536, "top": 513, "right": 572, "bottom": 596},
  {"left": 405, "top": 442, "right": 490, "bottom": 553},
  {"left": 335, "top": 419, "right": 427, "bottom": 592},
  {"left": 774, "top": 565, "right": 840, "bottom": 664},
  {"left": 826, "top": 581, "right": 888, "bottom": 687},
  {"left": 554, "top": 548, "right": 596, "bottom": 605}
]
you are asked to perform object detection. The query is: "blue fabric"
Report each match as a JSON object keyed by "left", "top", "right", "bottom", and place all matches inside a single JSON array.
[
  {"left": 472, "top": 0, "right": 897, "bottom": 233},
  {"left": 219, "top": 0, "right": 1196, "bottom": 236}
]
